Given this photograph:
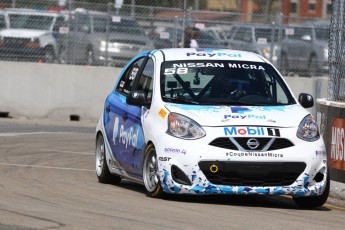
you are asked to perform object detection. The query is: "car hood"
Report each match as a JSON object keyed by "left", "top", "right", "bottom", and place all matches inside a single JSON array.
[
  {"left": 0, "top": 28, "right": 48, "bottom": 38},
  {"left": 164, "top": 104, "right": 309, "bottom": 127}
]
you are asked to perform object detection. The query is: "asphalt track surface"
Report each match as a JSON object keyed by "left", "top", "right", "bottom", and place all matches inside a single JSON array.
[{"left": 1, "top": 118, "right": 345, "bottom": 230}]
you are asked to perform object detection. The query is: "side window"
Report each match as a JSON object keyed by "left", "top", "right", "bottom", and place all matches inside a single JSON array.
[
  {"left": 137, "top": 58, "right": 154, "bottom": 102},
  {"left": 53, "top": 16, "right": 66, "bottom": 32},
  {"left": 75, "top": 13, "right": 90, "bottom": 32},
  {"left": 234, "top": 28, "right": 252, "bottom": 42},
  {"left": 0, "top": 15, "right": 6, "bottom": 29},
  {"left": 116, "top": 58, "right": 145, "bottom": 95}
]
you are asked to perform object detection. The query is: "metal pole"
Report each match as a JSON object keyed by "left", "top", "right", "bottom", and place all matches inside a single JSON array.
[
  {"left": 105, "top": 3, "right": 111, "bottom": 66},
  {"left": 131, "top": 0, "right": 135, "bottom": 17},
  {"left": 270, "top": 22, "right": 274, "bottom": 64},
  {"left": 181, "top": 0, "right": 186, "bottom": 47},
  {"left": 194, "top": 0, "right": 199, "bottom": 11}
]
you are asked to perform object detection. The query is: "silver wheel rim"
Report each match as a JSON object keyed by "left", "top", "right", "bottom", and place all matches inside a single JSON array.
[
  {"left": 143, "top": 149, "right": 159, "bottom": 192},
  {"left": 87, "top": 49, "right": 93, "bottom": 65},
  {"left": 45, "top": 50, "right": 54, "bottom": 63},
  {"left": 95, "top": 135, "right": 105, "bottom": 176},
  {"left": 59, "top": 47, "right": 67, "bottom": 64}
]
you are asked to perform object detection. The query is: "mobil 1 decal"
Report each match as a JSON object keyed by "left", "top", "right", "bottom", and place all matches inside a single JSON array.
[{"left": 224, "top": 126, "right": 280, "bottom": 137}]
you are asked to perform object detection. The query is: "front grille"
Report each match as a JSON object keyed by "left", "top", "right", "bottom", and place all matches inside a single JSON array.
[
  {"left": 199, "top": 161, "right": 306, "bottom": 186},
  {"left": 209, "top": 137, "right": 294, "bottom": 151}
]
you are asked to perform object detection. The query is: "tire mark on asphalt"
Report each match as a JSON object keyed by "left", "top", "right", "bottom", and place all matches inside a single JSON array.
[
  {"left": 83, "top": 210, "right": 178, "bottom": 230},
  {"left": 0, "top": 208, "right": 65, "bottom": 229},
  {"left": 37, "top": 149, "right": 93, "bottom": 155},
  {"left": 0, "top": 162, "right": 94, "bottom": 172}
]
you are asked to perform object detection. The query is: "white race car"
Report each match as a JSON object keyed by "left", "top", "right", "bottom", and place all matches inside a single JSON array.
[{"left": 95, "top": 48, "right": 329, "bottom": 208}]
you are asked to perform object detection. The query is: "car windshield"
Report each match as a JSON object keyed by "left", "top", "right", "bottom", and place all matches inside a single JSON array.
[
  {"left": 255, "top": 28, "right": 279, "bottom": 42},
  {"left": 93, "top": 16, "right": 145, "bottom": 35},
  {"left": 8, "top": 13, "right": 54, "bottom": 30},
  {"left": 315, "top": 28, "right": 329, "bottom": 41},
  {"left": 0, "top": 14, "right": 6, "bottom": 29},
  {"left": 160, "top": 60, "right": 295, "bottom": 106}
]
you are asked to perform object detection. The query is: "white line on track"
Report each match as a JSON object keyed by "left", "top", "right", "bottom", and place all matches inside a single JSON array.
[
  {"left": 0, "top": 162, "right": 95, "bottom": 172},
  {"left": 0, "top": 132, "right": 87, "bottom": 137}
]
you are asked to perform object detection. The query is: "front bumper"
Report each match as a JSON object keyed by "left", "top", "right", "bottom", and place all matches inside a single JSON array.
[
  {"left": 154, "top": 128, "right": 327, "bottom": 197},
  {"left": 0, "top": 46, "right": 45, "bottom": 60}
]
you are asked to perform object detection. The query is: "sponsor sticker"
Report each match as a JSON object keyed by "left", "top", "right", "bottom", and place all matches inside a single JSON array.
[
  {"left": 158, "top": 157, "right": 171, "bottom": 161},
  {"left": 164, "top": 147, "right": 186, "bottom": 155},
  {"left": 226, "top": 151, "right": 284, "bottom": 158},
  {"left": 316, "top": 150, "right": 326, "bottom": 156},
  {"left": 224, "top": 127, "right": 280, "bottom": 137},
  {"left": 158, "top": 108, "right": 168, "bottom": 119},
  {"left": 330, "top": 118, "right": 345, "bottom": 170},
  {"left": 113, "top": 117, "right": 139, "bottom": 148}
]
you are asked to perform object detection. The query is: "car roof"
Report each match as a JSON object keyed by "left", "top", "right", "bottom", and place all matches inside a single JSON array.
[
  {"left": 158, "top": 48, "right": 266, "bottom": 62},
  {"left": 3, "top": 8, "right": 60, "bottom": 16}
]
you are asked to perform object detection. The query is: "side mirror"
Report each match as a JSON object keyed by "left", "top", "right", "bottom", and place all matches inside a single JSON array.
[
  {"left": 126, "top": 90, "right": 149, "bottom": 106},
  {"left": 298, "top": 93, "right": 314, "bottom": 108},
  {"left": 302, "top": 35, "right": 312, "bottom": 41}
]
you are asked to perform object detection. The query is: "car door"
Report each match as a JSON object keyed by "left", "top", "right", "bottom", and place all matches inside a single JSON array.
[{"left": 104, "top": 55, "right": 154, "bottom": 177}]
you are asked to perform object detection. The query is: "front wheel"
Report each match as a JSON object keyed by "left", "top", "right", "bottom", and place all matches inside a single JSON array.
[
  {"left": 293, "top": 170, "right": 330, "bottom": 209},
  {"left": 43, "top": 47, "right": 55, "bottom": 63},
  {"left": 143, "top": 144, "right": 164, "bottom": 198},
  {"left": 95, "top": 133, "right": 121, "bottom": 184},
  {"left": 86, "top": 46, "right": 95, "bottom": 65}
]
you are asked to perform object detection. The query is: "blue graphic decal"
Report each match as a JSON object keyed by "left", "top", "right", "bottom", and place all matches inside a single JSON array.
[{"left": 230, "top": 106, "right": 251, "bottom": 114}]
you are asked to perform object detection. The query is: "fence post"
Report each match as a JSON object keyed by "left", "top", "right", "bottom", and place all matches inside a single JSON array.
[
  {"left": 181, "top": 0, "right": 187, "bottom": 48},
  {"left": 105, "top": 3, "right": 111, "bottom": 67}
]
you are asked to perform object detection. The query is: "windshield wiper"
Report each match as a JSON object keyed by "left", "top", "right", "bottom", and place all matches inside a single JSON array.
[
  {"left": 163, "top": 97, "right": 199, "bottom": 105},
  {"left": 198, "top": 100, "right": 256, "bottom": 106}
]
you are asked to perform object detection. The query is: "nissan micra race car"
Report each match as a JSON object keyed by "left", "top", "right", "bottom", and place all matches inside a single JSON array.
[{"left": 95, "top": 48, "right": 329, "bottom": 208}]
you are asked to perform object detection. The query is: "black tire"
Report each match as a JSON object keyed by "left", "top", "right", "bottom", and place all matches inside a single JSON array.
[
  {"left": 43, "top": 47, "right": 55, "bottom": 63},
  {"left": 293, "top": 169, "right": 330, "bottom": 209},
  {"left": 58, "top": 45, "right": 67, "bottom": 64},
  {"left": 86, "top": 46, "right": 94, "bottom": 65},
  {"left": 143, "top": 144, "right": 164, "bottom": 198},
  {"left": 95, "top": 133, "right": 121, "bottom": 184}
]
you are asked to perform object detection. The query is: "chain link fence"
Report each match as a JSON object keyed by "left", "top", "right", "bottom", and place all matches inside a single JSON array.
[{"left": 0, "top": 0, "right": 332, "bottom": 77}]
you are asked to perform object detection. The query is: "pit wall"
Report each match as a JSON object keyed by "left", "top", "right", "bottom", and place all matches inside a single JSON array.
[{"left": 0, "top": 61, "right": 328, "bottom": 121}]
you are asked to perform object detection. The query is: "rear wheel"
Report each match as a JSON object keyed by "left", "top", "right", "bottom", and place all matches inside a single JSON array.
[
  {"left": 293, "top": 170, "right": 330, "bottom": 209},
  {"left": 86, "top": 46, "right": 94, "bottom": 65},
  {"left": 95, "top": 133, "right": 121, "bottom": 184},
  {"left": 143, "top": 144, "right": 164, "bottom": 198},
  {"left": 43, "top": 47, "right": 55, "bottom": 63}
]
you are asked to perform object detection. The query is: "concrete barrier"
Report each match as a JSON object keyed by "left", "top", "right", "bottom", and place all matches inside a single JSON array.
[
  {"left": 0, "top": 61, "right": 120, "bottom": 120},
  {"left": 0, "top": 61, "right": 328, "bottom": 121}
]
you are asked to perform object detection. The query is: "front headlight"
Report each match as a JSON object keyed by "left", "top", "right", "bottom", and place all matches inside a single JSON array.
[
  {"left": 167, "top": 113, "right": 206, "bottom": 139},
  {"left": 261, "top": 47, "right": 270, "bottom": 58},
  {"left": 297, "top": 114, "right": 320, "bottom": 142},
  {"left": 100, "top": 40, "right": 107, "bottom": 47},
  {"left": 324, "top": 48, "right": 328, "bottom": 59}
]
